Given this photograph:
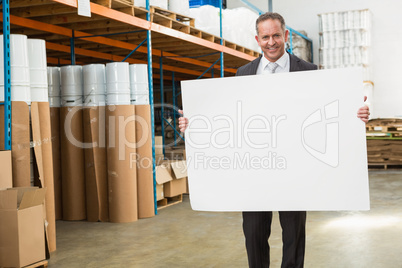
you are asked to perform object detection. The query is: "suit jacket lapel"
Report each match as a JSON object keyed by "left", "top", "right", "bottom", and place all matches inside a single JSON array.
[
  {"left": 289, "top": 53, "right": 301, "bottom": 72},
  {"left": 250, "top": 56, "right": 261, "bottom": 75}
]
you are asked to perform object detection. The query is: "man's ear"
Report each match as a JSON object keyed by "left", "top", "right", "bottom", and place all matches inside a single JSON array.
[
  {"left": 255, "top": 35, "right": 259, "bottom": 45},
  {"left": 284, "top": 29, "right": 289, "bottom": 43}
]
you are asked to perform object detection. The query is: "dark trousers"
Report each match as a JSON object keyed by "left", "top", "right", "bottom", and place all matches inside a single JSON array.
[{"left": 242, "top": 211, "right": 307, "bottom": 268}]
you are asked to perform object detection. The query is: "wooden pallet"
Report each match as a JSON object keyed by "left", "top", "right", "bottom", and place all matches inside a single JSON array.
[
  {"left": 93, "top": 0, "right": 133, "bottom": 8},
  {"left": 368, "top": 163, "right": 402, "bottom": 170},
  {"left": 150, "top": 6, "right": 195, "bottom": 27},
  {"left": 157, "top": 194, "right": 183, "bottom": 210},
  {"left": 90, "top": 2, "right": 261, "bottom": 57},
  {"left": 366, "top": 118, "right": 402, "bottom": 132},
  {"left": 92, "top": 0, "right": 135, "bottom": 15},
  {"left": 24, "top": 260, "right": 48, "bottom": 268}
]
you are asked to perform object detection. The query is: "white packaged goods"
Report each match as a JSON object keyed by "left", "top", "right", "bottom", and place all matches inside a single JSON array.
[
  {"left": 168, "top": 0, "right": 190, "bottom": 15},
  {"left": 106, "top": 92, "right": 130, "bottom": 105},
  {"left": 189, "top": 6, "right": 260, "bottom": 52},
  {"left": 0, "top": 34, "right": 31, "bottom": 104},
  {"left": 47, "top": 67, "right": 61, "bottom": 97},
  {"left": 83, "top": 64, "right": 106, "bottom": 94},
  {"left": 27, "top": 39, "right": 47, "bottom": 88},
  {"left": 60, "top": 65, "right": 83, "bottom": 96}
]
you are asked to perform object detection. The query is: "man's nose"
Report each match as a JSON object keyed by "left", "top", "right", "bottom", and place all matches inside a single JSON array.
[{"left": 267, "top": 37, "right": 275, "bottom": 45}]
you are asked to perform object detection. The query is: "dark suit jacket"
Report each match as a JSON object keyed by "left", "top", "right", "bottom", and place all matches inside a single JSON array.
[{"left": 236, "top": 52, "right": 317, "bottom": 76}]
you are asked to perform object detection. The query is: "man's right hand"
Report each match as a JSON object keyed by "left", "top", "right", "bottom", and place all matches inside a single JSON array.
[{"left": 178, "top": 110, "right": 189, "bottom": 132}]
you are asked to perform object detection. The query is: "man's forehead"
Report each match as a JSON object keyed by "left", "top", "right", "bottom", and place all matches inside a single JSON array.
[{"left": 257, "top": 20, "right": 285, "bottom": 34}]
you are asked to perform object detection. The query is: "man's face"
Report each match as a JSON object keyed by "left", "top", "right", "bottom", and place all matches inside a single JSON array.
[{"left": 255, "top": 19, "right": 289, "bottom": 62}]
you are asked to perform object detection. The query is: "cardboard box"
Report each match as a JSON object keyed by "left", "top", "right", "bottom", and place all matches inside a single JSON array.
[
  {"left": 0, "top": 187, "right": 46, "bottom": 268},
  {"left": 155, "top": 154, "right": 165, "bottom": 165},
  {"left": 0, "top": 102, "right": 30, "bottom": 187},
  {"left": 0, "top": 150, "right": 12, "bottom": 189},
  {"left": 30, "top": 102, "right": 57, "bottom": 252},
  {"left": 161, "top": 160, "right": 188, "bottom": 198},
  {"left": 155, "top": 164, "right": 172, "bottom": 201},
  {"left": 155, "top": 136, "right": 163, "bottom": 155},
  {"left": 156, "top": 184, "right": 164, "bottom": 201}
]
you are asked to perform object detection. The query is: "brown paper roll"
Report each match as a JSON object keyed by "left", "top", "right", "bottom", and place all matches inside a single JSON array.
[
  {"left": 31, "top": 102, "right": 57, "bottom": 252},
  {"left": 106, "top": 105, "right": 138, "bottom": 223},
  {"left": 135, "top": 105, "right": 155, "bottom": 219},
  {"left": 50, "top": 107, "right": 62, "bottom": 220},
  {"left": 83, "top": 106, "right": 109, "bottom": 222},
  {"left": 60, "top": 106, "right": 86, "bottom": 221},
  {"left": 0, "top": 102, "right": 31, "bottom": 187}
]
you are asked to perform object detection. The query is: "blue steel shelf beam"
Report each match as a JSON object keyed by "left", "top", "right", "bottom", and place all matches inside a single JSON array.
[
  {"left": 197, "top": 58, "right": 220, "bottom": 79},
  {"left": 2, "top": 0, "right": 12, "bottom": 150},
  {"left": 71, "top": 30, "right": 148, "bottom": 63},
  {"left": 122, "top": 38, "right": 147, "bottom": 62},
  {"left": 146, "top": 0, "right": 158, "bottom": 215},
  {"left": 70, "top": 30, "right": 75, "bottom": 65},
  {"left": 157, "top": 50, "right": 222, "bottom": 150},
  {"left": 172, "top": 72, "right": 178, "bottom": 146},
  {"left": 159, "top": 53, "right": 165, "bottom": 155}
]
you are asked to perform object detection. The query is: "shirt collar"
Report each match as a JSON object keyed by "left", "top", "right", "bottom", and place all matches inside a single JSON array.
[{"left": 261, "top": 52, "right": 289, "bottom": 69}]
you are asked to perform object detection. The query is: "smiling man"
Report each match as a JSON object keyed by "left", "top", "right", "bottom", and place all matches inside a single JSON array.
[
  {"left": 179, "top": 12, "right": 370, "bottom": 268},
  {"left": 236, "top": 12, "right": 317, "bottom": 268}
]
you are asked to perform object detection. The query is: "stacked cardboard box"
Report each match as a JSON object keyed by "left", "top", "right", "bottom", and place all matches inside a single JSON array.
[
  {"left": 0, "top": 102, "right": 57, "bottom": 252},
  {"left": 155, "top": 160, "right": 188, "bottom": 203},
  {"left": 0, "top": 186, "right": 47, "bottom": 268}
]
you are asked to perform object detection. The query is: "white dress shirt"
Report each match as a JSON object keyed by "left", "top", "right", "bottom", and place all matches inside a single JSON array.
[{"left": 256, "top": 52, "right": 290, "bottom": 75}]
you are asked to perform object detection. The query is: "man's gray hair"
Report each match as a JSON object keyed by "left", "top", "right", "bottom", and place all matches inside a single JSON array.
[{"left": 256, "top": 12, "right": 286, "bottom": 34}]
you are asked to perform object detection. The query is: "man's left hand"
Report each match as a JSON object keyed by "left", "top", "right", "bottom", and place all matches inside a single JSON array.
[{"left": 357, "top": 96, "right": 370, "bottom": 123}]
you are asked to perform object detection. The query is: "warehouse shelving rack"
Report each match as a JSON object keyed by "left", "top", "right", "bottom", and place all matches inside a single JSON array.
[
  {"left": 1, "top": 0, "right": 11, "bottom": 151},
  {"left": 0, "top": 0, "right": 260, "bottom": 213}
]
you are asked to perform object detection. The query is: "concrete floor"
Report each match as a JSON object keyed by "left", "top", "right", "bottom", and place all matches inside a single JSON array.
[{"left": 48, "top": 171, "right": 402, "bottom": 268}]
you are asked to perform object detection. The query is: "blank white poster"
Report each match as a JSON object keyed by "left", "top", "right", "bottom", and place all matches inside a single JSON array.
[{"left": 181, "top": 68, "right": 369, "bottom": 212}]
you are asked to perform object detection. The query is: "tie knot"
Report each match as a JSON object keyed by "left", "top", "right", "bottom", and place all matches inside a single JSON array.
[{"left": 266, "top": 62, "right": 279, "bottom": 73}]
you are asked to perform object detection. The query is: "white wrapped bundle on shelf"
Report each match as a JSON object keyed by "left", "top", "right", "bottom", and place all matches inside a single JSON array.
[
  {"left": 0, "top": 34, "right": 31, "bottom": 104},
  {"left": 83, "top": 64, "right": 106, "bottom": 107},
  {"left": 106, "top": 62, "right": 130, "bottom": 105},
  {"left": 189, "top": 6, "right": 259, "bottom": 52},
  {"left": 60, "top": 65, "right": 83, "bottom": 107},
  {"left": 28, "top": 39, "right": 48, "bottom": 102},
  {"left": 168, "top": 0, "right": 190, "bottom": 15}
]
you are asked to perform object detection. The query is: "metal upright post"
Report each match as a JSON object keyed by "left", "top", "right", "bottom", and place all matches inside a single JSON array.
[
  {"left": 288, "top": 30, "right": 293, "bottom": 54},
  {"left": 219, "top": 0, "right": 224, "bottom": 78},
  {"left": 70, "top": 30, "right": 76, "bottom": 65},
  {"left": 268, "top": 0, "right": 273, "bottom": 12},
  {"left": 3, "top": 0, "right": 12, "bottom": 150},
  {"left": 160, "top": 54, "right": 165, "bottom": 155},
  {"left": 146, "top": 0, "right": 157, "bottom": 215},
  {"left": 172, "top": 72, "right": 177, "bottom": 146}
]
